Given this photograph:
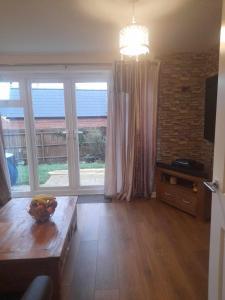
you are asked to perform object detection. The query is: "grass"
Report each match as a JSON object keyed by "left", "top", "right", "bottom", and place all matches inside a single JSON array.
[
  {"left": 16, "top": 162, "right": 105, "bottom": 185},
  {"left": 80, "top": 162, "right": 105, "bottom": 169},
  {"left": 38, "top": 163, "right": 68, "bottom": 184}
]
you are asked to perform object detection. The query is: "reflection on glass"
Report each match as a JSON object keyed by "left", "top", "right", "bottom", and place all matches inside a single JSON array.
[
  {"left": 0, "top": 108, "right": 30, "bottom": 192},
  {"left": 0, "top": 82, "right": 20, "bottom": 100},
  {"left": 75, "top": 82, "right": 107, "bottom": 186},
  {"left": 31, "top": 82, "right": 69, "bottom": 187}
]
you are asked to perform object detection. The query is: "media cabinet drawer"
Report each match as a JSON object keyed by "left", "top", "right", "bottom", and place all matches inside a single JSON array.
[
  {"left": 160, "top": 189, "right": 177, "bottom": 205},
  {"left": 160, "top": 186, "right": 176, "bottom": 205},
  {"left": 160, "top": 187, "right": 197, "bottom": 216},
  {"left": 174, "top": 191, "right": 197, "bottom": 216},
  {"left": 156, "top": 166, "right": 211, "bottom": 220}
]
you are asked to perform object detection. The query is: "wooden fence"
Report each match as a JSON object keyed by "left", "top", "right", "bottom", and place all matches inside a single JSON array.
[{"left": 3, "top": 127, "right": 106, "bottom": 164}]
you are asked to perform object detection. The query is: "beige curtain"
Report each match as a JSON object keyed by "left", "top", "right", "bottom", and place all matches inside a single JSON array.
[
  {"left": 0, "top": 117, "right": 11, "bottom": 206},
  {"left": 104, "top": 60, "right": 160, "bottom": 201}
]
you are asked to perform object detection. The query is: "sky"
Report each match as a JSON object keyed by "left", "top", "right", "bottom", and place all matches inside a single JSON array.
[{"left": 0, "top": 82, "right": 107, "bottom": 100}]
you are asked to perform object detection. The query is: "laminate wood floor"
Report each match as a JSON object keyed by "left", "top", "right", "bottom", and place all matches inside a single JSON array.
[{"left": 61, "top": 199, "right": 210, "bottom": 300}]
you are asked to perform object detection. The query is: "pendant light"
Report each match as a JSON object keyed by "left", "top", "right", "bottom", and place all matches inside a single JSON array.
[{"left": 119, "top": 0, "right": 149, "bottom": 59}]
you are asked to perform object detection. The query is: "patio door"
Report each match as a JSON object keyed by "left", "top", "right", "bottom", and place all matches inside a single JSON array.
[
  {"left": 29, "top": 77, "right": 109, "bottom": 194},
  {"left": 0, "top": 70, "right": 110, "bottom": 196},
  {"left": 30, "top": 81, "right": 71, "bottom": 190},
  {"left": 72, "top": 79, "right": 108, "bottom": 194}
]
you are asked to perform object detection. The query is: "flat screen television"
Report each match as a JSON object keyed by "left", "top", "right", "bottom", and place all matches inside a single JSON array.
[{"left": 204, "top": 74, "right": 218, "bottom": 143}]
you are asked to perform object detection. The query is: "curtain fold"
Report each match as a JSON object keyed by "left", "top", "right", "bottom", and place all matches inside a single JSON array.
[
  {"left": 0, "top": 117, "right": 11, "bottom": 206},
  {"left": 104, "top": 60, "right": 160, "bottom": 201}
]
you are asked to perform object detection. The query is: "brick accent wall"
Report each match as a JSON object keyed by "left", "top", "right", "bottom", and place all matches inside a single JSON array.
[{"left": 157, "top": 48, "right": 219, "bottom": 177}]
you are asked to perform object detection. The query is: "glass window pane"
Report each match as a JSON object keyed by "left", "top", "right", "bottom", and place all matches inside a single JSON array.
[
  {"left": 75, "top": 82, "right": 107, "bottom": 186},
  {"left": 31, "top": 82, "right": 69, "bottom": 187},
  {"left": 0, "top": 108, "right": 30, "bottom": 192},
  {"left": 0, "top": 82, "right": 20, "bottom": 100}
]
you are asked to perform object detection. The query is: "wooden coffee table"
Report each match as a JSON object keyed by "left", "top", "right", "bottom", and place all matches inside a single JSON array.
[{"left": 0, "top": 196, "right": 77, "bottom": 300}]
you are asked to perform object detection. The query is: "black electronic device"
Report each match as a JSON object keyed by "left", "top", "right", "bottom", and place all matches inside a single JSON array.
[
  {"left": 156, "top": 161, "right": 207, "bottom": 177},
  {"left": 171, "top": 159, "right": 204, "bottom": 170},
  {"left": 204, "top": 74, "right": 218, "bottom": 142}
]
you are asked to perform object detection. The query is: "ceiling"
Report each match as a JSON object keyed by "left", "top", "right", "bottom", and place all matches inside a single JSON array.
[{"left": 0, "top": 0, "right": 222, "bottom": 61}]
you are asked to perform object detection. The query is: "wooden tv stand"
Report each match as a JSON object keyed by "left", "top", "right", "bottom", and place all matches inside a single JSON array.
[{"left": 156, "top": 166, "right": 211, "bottom": 220}]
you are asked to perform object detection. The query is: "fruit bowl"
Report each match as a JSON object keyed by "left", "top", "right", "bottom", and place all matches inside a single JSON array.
[{"left": 28, "top": 194, "right": 57, "bottom": 223}]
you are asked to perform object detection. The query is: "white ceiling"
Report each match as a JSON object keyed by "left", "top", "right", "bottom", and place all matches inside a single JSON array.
[{"left": 0, "top": 0, "right": 222, "bottom": 61}]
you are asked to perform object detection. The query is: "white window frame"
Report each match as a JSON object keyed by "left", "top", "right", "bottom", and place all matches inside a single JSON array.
[{"left": 0, "top": 66, "right": 112, "bottom": 197}]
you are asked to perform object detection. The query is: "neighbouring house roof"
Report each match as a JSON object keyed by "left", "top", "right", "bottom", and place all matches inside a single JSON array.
[{"left": 0, "top": 88, "right": 108, "bottom": 118}]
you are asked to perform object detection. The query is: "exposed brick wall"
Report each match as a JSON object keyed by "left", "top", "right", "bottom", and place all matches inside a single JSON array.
[{"left": 157, "top": 48, "right": 219, "bottom": 177}]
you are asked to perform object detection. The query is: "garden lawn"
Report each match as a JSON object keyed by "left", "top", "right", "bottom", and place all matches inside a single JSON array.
[{"left": 16, "top": 162, "right": 105, "bottom": 185}]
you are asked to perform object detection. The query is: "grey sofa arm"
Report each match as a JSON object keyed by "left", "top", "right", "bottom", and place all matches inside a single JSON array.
[{"left": 21, "top": 276, "right": 53, "bottom": 300}]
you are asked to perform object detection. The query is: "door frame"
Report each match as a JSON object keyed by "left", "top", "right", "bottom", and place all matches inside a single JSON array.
[
  {"left": 72, "top": 72, "right": 111, "bottom": 194},
  {"left": 208, "top": 3, "right": 225, "bottom": 298},
  {"left": 0, "top": 66, "right": 112, "bottom": 197}
]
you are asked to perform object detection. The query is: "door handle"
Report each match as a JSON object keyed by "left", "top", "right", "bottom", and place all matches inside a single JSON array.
[
  {"left": 61, "top": 130, "right": 70, "bottom": 140},
  {"left": 203, "top": 180, "right": 219, "bottom": 193},
  {"left": 72, "top": 129, "right": 78, "bottom": 141},
  {"left": 62, "top": 130, "right": 77, "bottom": 140}
]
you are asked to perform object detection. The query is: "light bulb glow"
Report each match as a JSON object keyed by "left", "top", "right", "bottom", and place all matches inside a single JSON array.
[{"left": 119, "top": 23, "right": 149, "bottom": 56}]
